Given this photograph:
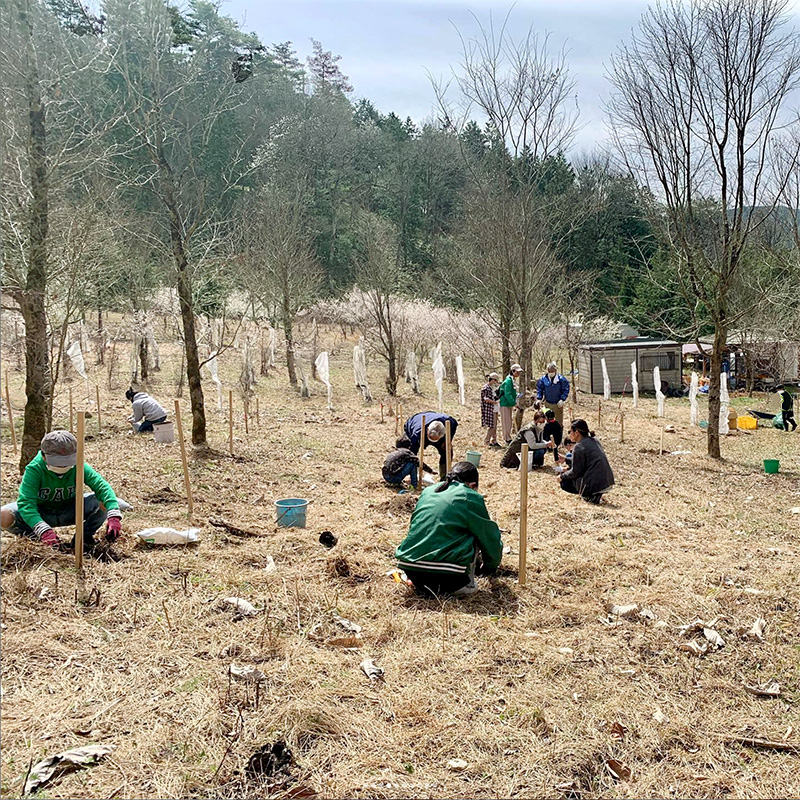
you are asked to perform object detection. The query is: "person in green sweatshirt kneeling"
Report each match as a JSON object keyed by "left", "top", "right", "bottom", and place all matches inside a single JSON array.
[
  {"left": 1, "top": 431, "right": 123, "bottom": 551},
  {"left": 395, "top": 461, "right": 503, "bottom": 597}
]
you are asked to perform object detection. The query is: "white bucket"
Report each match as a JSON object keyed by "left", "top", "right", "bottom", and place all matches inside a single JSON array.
[{"left": 153, "top": 420, "right": 174, "bottom": 443}]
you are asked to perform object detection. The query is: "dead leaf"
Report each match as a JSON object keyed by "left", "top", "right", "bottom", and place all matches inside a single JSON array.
[
  {"left": 447, "top": 759, "right": 468, "bottom": 772},
  {"left": 678, "top": 618, "right": 705, "bottom": 636},
  {"left": 678, "top": 640, "right": 708, "bottom": 656},
  {"left": 609, "top": 721, "right": 626, "bottom": 741},
  {"left": 653, "top": 709, "right": 669, "bottom": 724},
  {"left": 360, "top": 658, "right": 384, "bottom": 681},
  {"left": 326, "top": 637, "right": 362, "bottom": 649},
  {"left": 229, "top": 663, "right": 265, "bottom": 683},
  {"left": 638, "top": 608, "right": 656, "bottom": 621},
  {"left": 223, "top": 597, "right": 258, "bottom": 616},
  {"left": 742, "top": 617, "right": 766, "bottom": 642},
  {"left": 606, "top": 758, "right": 631, "bottom": 781},
  {"left": 24, "top": 745, "right": 114, "bottom": 794},
  {"left": 333, "top": 615, "right": 362, "bottom": 635},
  {"left": 608, "top": 603, "right": 640, "bottom": 619},
  {"left": 703, "top": 627, "right": 725, "bottom": 648},
  {"left": 744, "top": 679, "right": 781, "bottom": 698},
  {"left": 264, "top": 555, "right": 277, "bottom": 574}
]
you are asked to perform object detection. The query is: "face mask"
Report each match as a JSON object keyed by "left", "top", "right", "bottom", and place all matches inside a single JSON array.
[
  {"left": 548, "top": 371, "right": 556, "bottom": 378},
  {"left": 46, "top": 464, "right": 72, "bottom": 475}
]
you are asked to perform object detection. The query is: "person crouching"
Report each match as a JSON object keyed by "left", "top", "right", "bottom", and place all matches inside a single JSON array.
[{"left": 383, "top": 436, "right": 434, "bottom": 489}]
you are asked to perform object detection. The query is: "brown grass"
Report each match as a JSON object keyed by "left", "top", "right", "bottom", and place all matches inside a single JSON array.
[{"left": 2, "top": 333, "right": 799, "bottom": 799}]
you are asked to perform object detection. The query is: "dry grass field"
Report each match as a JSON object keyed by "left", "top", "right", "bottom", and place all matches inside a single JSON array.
[{"left": 1, "top": 333, "right": 799, "bottom": 799}]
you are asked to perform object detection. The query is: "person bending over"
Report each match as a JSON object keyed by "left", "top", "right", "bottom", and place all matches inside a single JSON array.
[
  {"left": 0, "top": 431, "right": 123, "bottom": 550},
  {"left": 126, "top": 387, "right": 168, "bottom": 433},
  {"left": 777, "top": 385, "right": 797, "bottom": 432},
  {"left": 557, "top": 419, "right": 615, "bottom": 504},
  {"left": 542, "top": 408, "right": 563, "bottom": 462},
  {"left": 403, "top": 411, "right": 458, "bottom": 480},
  {"left": 395, "top": 461, "right": 503, "bottom": 596},
  {"left": 500, "top": 411, "right": 554, "bottom": 469},
  {"left": 383, "top": 436, "right": 434, "bottom": 488}
]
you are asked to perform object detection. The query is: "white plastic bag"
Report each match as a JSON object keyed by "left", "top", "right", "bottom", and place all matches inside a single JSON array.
[
  {"left": 601, "top": 357, "right": 611, "bottom": 400},
  {"left": 315, "top": 351, "right": 332, "bottom": 410},
  {"left": 631, "top": 360, "right": 638, "bottom": 408},
  {"left": 654, "top": 366, "right": 665, "bottom": 417},
  {"left": 689, "top": 371, "right": 699, "bottom": 426},
  {"left": 456, "top": 355, "right": 466, "bottom": 405},
  {"left": 719, "top": 372, "right": 730, "bottom": 435},
  {"left": 432, "top": 342, "right": 445, "bottom": 411},
  {"left": 135, "top": 527, "right": 200, "bottom": 545}
]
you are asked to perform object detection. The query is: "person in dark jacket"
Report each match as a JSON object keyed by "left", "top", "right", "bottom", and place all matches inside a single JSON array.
[
  {"left": 557, "top": 419, "right": 615, "bottom": 504},
  {"left": 777, "top": 386, "right": 797, "bottom": 432},
  {"left": 404, "top": 412, "right": 458, "bottom": 480},
  {"left": 542, "top": 408, "right": 563, "bottom": 462},
  {"left": 383, "top": 436, "right": 434, "bottom": 488},
  {"left": 536, "top": 362, "right": 570, "bottom": 425},
  {"left": 500, "top": 411, "right": 554, "bottom": 469},
  {"left": 395, "top": 461, "right": 503, "bottom": 596}
]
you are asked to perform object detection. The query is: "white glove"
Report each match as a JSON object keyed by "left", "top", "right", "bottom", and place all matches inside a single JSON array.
[{"left": 557, "top": 400, "right": 564, "bottom": 407}]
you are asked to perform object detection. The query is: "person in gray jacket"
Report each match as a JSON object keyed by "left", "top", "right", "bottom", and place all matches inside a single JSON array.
[
  {"left": 500, "top": 411, "right": 554, "bottom": 469},
  {"left": 557, "top": 418, "right": 614, "bottom": 504},
  {"left": 126, "top": 387, "right": 168, "bottom": 433}
]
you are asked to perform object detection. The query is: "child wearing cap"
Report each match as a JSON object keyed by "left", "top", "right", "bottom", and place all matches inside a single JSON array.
[
  {"left": 542, "top": 408, "right": 563, "bottom": 462},
  {"left": 0, "top": 431, "right": 123, "bottom": 549}
]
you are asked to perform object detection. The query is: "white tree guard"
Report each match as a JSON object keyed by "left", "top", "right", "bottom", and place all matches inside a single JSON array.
[
  {"left": 405, "top": 352, "right": 420, "bottom": 394},
  {"left": 653, "top": 366, "right": 665, "bottom": 417},
  {"left": 315, "top": 351, "right": 332, "bottom": 409},
  {"left": 456, "top": 355, "right": 466, "bottom": 405},
  {"left": 206, "top": 351, "right": 223, "bottom": 409},
  {"left": 353, "top": 343, "right": 372, "bottom": 402},
  {"left": 601, "top": 357, "right": 611, "bottom": 400},
  {"left": 268, "top": 327, "right": 276, "bottom": 368},
  {"left": 66, "top": 341, "right": 87, "bottom": 379},
  {"left": 631, "top": 361, "right": 639, "bottom": 408},
  {"left": 241, "top": 338, "right": 256, "bottom": 395},
  {"left": 432, "top": 342, "right": 445, "bottom": 411},
  {"left": 295, "top": 347, "right": 310, "bottom": 398},
  {"left": 689, "top": 371, "right": 699, "bottom": 426},
  {"left": 719, "top": 372, "right": 730, "bottom": 435}
]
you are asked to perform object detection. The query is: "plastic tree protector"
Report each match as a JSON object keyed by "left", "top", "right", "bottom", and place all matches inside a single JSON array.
[
  {"left": 631, "top": 361, "right": 638, "bottom": 408},
  {"left": 432, "top": 342, "right": 445, "bottom": 411},
  {"left": 206, "top": 351, "right": 223, "bottom": 409},
  {"left": 601, "top": 357, "right": 611, "bottom": 400},
  {"left": 315, "top": 351, "right": 333, "bottom": 410},
  {"left": 719, "top": 371, "right": 730, "bottom": 435},
  {"left": 353, "top": 343, "right": 372, "bottom": 402},
  {"left": 405, "top": 352, "right": 420, "bottom": 394},
  {"left": 653, "top": 366, "right": 666, "bottom": 417},
  {"left": 456, "top": 355, "right": 466, "bottom": 405},
  {"left": 689, "top": 371, "right": 699, "bottom": 426},
  {"left": 66, "top": 341, "right": 87, "bottom": 379},
  {"left": 268, "top": 327, "right": 276, "bottom": 368}
]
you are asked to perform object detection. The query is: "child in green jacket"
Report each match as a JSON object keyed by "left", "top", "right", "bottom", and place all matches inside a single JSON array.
[
  {"left": 395, "top": 461, "right": 503, "bottom": 596},
  {"left": 1, "top": 431, "right": 122, "bottom": 549}
]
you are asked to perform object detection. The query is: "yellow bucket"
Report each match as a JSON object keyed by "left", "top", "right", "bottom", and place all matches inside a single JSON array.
[{"left": 737, "top": 415, "right": 756, "bottom": 431}]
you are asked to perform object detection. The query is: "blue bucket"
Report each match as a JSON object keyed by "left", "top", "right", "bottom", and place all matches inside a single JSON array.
[{"left": 275, "top": 498, "right": 309, "bottom": 528}]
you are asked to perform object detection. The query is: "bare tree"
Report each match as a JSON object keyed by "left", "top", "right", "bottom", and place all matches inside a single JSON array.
[{"left": 608, "top": 0, "right": 800, "bottom": 457}]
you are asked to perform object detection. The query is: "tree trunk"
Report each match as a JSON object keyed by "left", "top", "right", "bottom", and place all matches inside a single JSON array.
[
  {"left": 386, "top": 339, "right": 398, "bottom": 396},
  {"left": 96, "top": 307, "right": 105, "bottom": 365},
  {"left": 706, "top": 332, "right": 724, "bottom": 459},
  {"left": 284, "top": 316, "right": 297, "bottom": 386},
  {"left": 175, "top": 265, "right": 206, "bottom": 446},
  {"left": 139, "top": 335, "right": 149, "bottom": 382},
  {"left": 18, "top": 0, "right": 50, "bottom": 472},
  {"left": 500, "top": 313, "right": 512, "bottom": 377}
]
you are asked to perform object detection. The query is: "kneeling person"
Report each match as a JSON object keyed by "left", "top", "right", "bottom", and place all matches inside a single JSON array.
[
  {"left": 500, "top": 411, "right": 553, "bottom": 469},
  {"left": 383, "top": 436, "right": 434, "bottom": 488},
  {"left": 126, "top": 387, "right": 167, "bottom": 433},
  {"left": 395, "top": 462, "right": 503, "bottom": 596},
  {"left": 0, "top": 431, "right": 123, "bottom": 549}
]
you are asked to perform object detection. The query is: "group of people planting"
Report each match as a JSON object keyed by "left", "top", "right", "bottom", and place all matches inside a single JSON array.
[{"left": 386, "top": 365, "right": 616, "bottom": 597}]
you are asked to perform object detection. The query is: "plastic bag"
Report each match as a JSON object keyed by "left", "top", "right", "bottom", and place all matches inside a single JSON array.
[{"left": 135, "top": 527, "right": 200, "bottom": 545}]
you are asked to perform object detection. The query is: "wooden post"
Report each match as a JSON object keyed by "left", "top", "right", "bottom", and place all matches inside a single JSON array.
[
  {"left": 174, "top": 400, "right": 193, "bottom": 523},
  {"left": 660, "top": 425, "right": 665, "bottom": 456},
  {"left": 519, "top": 443, "right": 529, "bottom": 586},
  {"left": 256, "top": 397, "right": 260, "bottom": 427},
  {"left": 394, "top": 406, "right": 399, "bottom": 436},
  {"left": 228, "top": 390, "right": 234, "bottom": 455},
  {"left": 418, "top": 414, "right": 426, "bottom": 491},
  {"left": 4, "top": 372, "right": 17, "bottom": 454},
  {"left": 597, "top": 398, "right": 602, "bottom": 429},
  {"left": 244, "top": 398, "right": 249, "bottom": 435},
  {"left": 620, "top": 411, "right": 624, "bottom": 443},
  {"left": 380, "top": 403, "right": 384, "bottom": 424},
  {"left": 95, "top": 385, "right": 102, "bottom": 433},
  {"left": 69, "top": 387, "right": 74, "bottom": 432},
  {"left": 74, "top": 411, "right": 85, "bottom": 571},
  {"left": 445, "top": 419, "right": 452, "bottom": 474}
]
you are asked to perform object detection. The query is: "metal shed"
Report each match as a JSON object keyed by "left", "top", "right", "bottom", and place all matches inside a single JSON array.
[{"left": 577, "top": 339, "right": 682, "bottom": 395}]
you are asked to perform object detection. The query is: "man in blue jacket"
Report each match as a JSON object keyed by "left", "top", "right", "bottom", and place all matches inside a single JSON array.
[
  {"left": 536, "top": 362, "right": 569, "bottom": 425},
  {"left": 404, "top": 411, "right": 458, "bottom": 480}
]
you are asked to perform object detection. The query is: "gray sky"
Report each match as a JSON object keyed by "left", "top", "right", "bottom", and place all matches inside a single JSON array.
[{"left": 223, "top": 0, "right": 800, "bottom": 154}]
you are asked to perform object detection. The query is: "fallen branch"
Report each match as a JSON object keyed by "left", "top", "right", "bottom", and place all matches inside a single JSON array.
[
  {"left": 208, "top": 518, "right": 263, "bottom": 538},
  {"left": 727, "top": 736, "right": 800, "bottom": 754}
]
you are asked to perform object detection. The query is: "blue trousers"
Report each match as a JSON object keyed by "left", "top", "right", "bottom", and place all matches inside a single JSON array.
[
  {"left": 384, "top": 462, "right": 418, "bottom": 487},
  {"left": 137, "top": 415, "right": 167, "bottom": 433},
  {"left": 2, "top": 493, "right": 107, "bottom": 539}
]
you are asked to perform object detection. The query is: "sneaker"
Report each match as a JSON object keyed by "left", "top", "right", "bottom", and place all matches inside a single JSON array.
[{"left": 452, "top": 576, "right": 478, "bottom": 596}]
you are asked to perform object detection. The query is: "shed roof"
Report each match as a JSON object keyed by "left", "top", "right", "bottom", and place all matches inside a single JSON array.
[{"left": 580, "top": 338, "right": 680, "bottom": 350}]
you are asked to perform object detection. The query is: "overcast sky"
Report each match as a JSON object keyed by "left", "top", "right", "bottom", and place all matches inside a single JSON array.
[{"left": 223, "top": 0, "right": 800, "bottom": 154}]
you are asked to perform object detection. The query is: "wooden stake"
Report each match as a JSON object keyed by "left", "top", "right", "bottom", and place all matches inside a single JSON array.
[
  {"left": 380, "top": 402, "right": 384, "bottom": 424},
  {"left": 174, "top": 400, "right": 193, "bottom": 523},
  {"left": 256, "top": 397, "right": 260, "bottom": 427},
  {"left": 620, "top": 411, "right": 624, "bottom": 443},
  {"left": 95, "top": 385, "right": 102, "bottom": 433},
  {"left": 75, "top": 411, "right": 85, "bottom": 571},
  {"left": 69, "top": 387, "right": 74, "bottom": 432},
  {"left": 519, "top": 443, "right": 529, "bottom": 586},
  {"left": 4, "top": 372, "right": 17, "bottom": 454},
  {"left": 418, "top": 414, "right": 426, "bottom": 492},
  {"left": 445, "top": 418, "right": 452, "bottom": 474},
  {"left": 660, "top": 425, "right": 665, "bottom": 456},
  {"left": 597, "top": 398, "right": 602, "bottom": 428},
  {"left": 244, "top": 399, "right": 249, "bottom": 435},
  {"left": 228, "top": 390, "right": 234, "bottom": 455}
]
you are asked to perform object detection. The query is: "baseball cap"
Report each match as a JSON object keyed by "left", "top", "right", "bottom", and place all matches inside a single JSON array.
[
  {"left": 40, "top": 430, "right": 78, "bottom": 468},
  {"left": 488, "top": 372, "right": 500, "bottom": 380},
  {"left": 510, "top": 364, "right": 522, "bottom": 373}
]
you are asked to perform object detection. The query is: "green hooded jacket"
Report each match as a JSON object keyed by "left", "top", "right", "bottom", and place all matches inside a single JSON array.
[
  {"left": 395, "top": 482, "right": 503, "bottom": 574},
  {"left": 498, "top": 374, "right": 518, "bottom": 407}
]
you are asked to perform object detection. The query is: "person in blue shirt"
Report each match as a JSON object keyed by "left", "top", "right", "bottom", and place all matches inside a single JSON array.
[
  {"left": 536, "top": 362, "right": 570, "bottom": 426},
  {"left": 403, "top": 411, "right": 458, "bottom": 480}
]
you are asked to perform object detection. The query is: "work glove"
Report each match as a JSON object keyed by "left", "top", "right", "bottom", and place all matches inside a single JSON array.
[
  {"left": 105, "top": 516, "right": 122, "bottom": 541},
  {"left": 557, "top": 400, "right": 565, "bottom": 407},
  {"left": 40, "top": 527, "right": 59, "bottom": 548}
]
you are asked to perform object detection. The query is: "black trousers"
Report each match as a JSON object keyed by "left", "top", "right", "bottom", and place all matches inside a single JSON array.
[
  {"left": 783, "top": 410, "right": 797, "bottom": 432},
  {"left": 560, "top": 477, "right": 603, "bottom": 504},
  {"left": 403, "top": 569, "right": 470, "bottom": 596}
]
